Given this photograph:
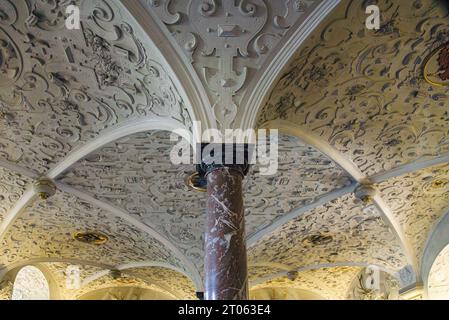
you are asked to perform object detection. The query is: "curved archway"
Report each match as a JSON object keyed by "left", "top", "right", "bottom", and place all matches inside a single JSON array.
[
  {"left": 77, "top": 286, "right": 175, "bottom": 300},
  {"left": 427, "top": 244, "right": 449, "bottom": 300},
  {"left": 421, "top": 209, "right": 449, "bottom": 296},
  {"left": 250, "top": 287, "right": 325, "bottom": 300},
  {"left": 11, "top": 266, "right": 50, "bottom": 300}
]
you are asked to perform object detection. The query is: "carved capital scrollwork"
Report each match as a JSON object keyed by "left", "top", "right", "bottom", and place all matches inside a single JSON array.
[
  {"left": 144, "top": 0, "right": 321, "bottom": 129},
  {"left": 238, "top": 0, "right": 257, "bottom": 17},
  {"left": 0, "top": 0, "right": 193, "bottom": 174},
  {"left": 199, "top": 0, "right": 217, "bottom": 17}
]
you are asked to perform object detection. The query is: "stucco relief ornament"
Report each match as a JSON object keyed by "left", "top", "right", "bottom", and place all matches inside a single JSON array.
[
  {"left": 348, "top": 267, "right": 400, "bottom": 300},
  {"left": 424, "top": 42, "right": 449, "bottom": 87},
  {"left": 144, "top": 0, "right": 319, "bottom": 129},
  {"left": 0, "top": 280, "right": 13, "bottom": 300},
  {"left": 189, "top": 0, "right": 267, "bottom": 129},
  {"left": 33, "top": 177, "right": 56, "bottom": 200},
  {"left": 0, "top": 29, "right": 22, "bottom": 88}
]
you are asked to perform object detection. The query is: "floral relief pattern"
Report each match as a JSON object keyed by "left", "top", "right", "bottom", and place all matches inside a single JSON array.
[
  {"left": 0, "top": 167, "right": 31, "bottom": 223},
  {"left": 74, "top": 274, "right": 177, "bottom": 300},
  {"left": 144, "top": 0, "right": 321, "bottom": 129},
  {"left": 0, "top": 0, "right": 192, "bottom": 175},
  {"left": 252, "top": 266, "right": 361, "bottom": 300},
  {"left": 377, "top": 162, "right": 449, "bottom": 268},
  {"left": 258, "top": 0, "right": 449, "bottom": 176},
  {"left": 1, "top": 0, "right": 448, "bottom": 300},
  {"left": 58, "top": 131, "right": 352, "bottom": 271},
  {"left": 248, "top": 194, "right": 408, "bottom": 272},
  {"left": 0, "top": 191, "right": 183, "bottom": 270},
  {"left": 43, "top": 262, "right": 196, "bottom": 300}
]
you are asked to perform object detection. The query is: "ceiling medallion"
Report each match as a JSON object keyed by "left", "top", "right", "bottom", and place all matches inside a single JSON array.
[
  {"left": 73, "top": 231, "right": 108, "bottom": 245},
  {"left": 431, "top": 179, "right": 447, "bottom": 189},
  {"left": 423, "top": 42, "right": 449, "bottom": 87},
  {"left": 110, "top": 269, "right": 122, "bottom": 280},
  {"left": 354, "top": 184, "right": 377, "bottom": 204},
  {"left": 185, "top": 172, "right": 207, "bottom": 192},
  {"left": 286, "top": 270, "right": 299, "bottom": 281},
  {"left": 302, "top": 234, "right": 333, "bottom": 246},
  {"left": 33, "top": 178, "right": 56, "bottom": 200}
]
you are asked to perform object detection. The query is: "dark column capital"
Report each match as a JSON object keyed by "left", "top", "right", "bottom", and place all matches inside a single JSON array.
[
  {"left": 196, "top": 143, "right": 253, "bottom": 178},
  {"left": 196, "top": 292, "right": 204, "bottom": 300}
]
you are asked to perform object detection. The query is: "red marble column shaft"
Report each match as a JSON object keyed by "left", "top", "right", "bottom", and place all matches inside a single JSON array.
[{"left": 204, "top": 166, "right": 248, "bottom": 300}]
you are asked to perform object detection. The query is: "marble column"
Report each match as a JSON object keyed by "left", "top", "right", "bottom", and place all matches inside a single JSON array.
[{"left": 204, "top": 166, "right": 248, "bottom": 300}]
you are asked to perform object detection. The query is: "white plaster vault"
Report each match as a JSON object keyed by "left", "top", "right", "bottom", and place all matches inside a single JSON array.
[{"left": 0, "top": 0, "right": 448, "bottom": 299}]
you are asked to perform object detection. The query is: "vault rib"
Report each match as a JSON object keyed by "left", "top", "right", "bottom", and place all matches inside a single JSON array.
[
  {"left": 249, "top": 261, "right": 397, "bottom": 288},
  {"left": 0, "top": 257, "right": 114, "bottom": 280},
  {"left": 55, "top": 181, "right": 203, "bottom": 292},
  {"left": 253, "top": 119, "right": 419, "bottom": 277},
  {"left": 80, "top": 268, "right": 181, "bottom": 300},
  {"left": 0, "top": 118, "right": 199, "bottom": 289}
]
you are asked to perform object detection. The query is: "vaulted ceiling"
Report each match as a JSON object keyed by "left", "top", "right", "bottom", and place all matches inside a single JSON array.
[{"left": 0, "top": 0, "right": 448, "bottom": 300}]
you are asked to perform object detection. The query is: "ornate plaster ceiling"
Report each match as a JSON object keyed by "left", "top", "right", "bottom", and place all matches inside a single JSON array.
[
  {"left": 42, "top": 262, "right": 197, "bottom": 300},
  {"left": 136, "top": 0, "right": 332, "bottom": 130},
  {"left": 0, "top": 190, "right": 183, "bottom": 270},
  {"left": 250, "top": 287, "right": 326, "bottom": 300},
  {"left": 258, "top": 0, "right": 449, "bottom": 176},
  {"left": 377, "top": 162, "right": 449, "bottom": 270},
  {"left": 0, "top": 0, "right": 448, "bottom": 300},
  {"left": 57, "top": 131, "right": 352, "bottom": 272},
  {"left": 251, "top": 266, "right": 361, "bottom": 300},
  {"left": 252, "top": 0, "right": 449, "bottom": 295},
  {"left": 0, "top": 0, "right": 192, "bottom": 175},
  {"left": 77, "top": 287, "right": 175, "bottom": 300},
  {"left": 248, "top": 194, "right": 407, "bottom": 272},
  {"left": 0, "top": 168, "right": 31, "bottom": 223}
]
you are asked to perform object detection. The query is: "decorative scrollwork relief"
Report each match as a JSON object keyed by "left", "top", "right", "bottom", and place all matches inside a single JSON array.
[
  {"left": 0, "top": 0, "right": 192, "bottom": 175},
  {"left": 0, "top": 279, "right": 13, "bottom": 300},
  {"left": 0, "top": 190, "right": 183, "bottom": 271},
  {"left": 143, "top": 0, "right": 320, "bottom": 129},
  {"left": 0, "top": 167, "right": 31, "bottom": 224},
  {"left": 58, "top": 131, "right": 352, "bottom": 272},
  {"left": 11, "top": 266, "right": 50, "bottom": 300},
  {"left": 377, "top": 162, "right": 449, "bottom": 268},
  {"left": 252, "top": 266, "right": 361, "bottom": 300},
  {"left": 347, "top": 267, "right": 400, "bottom": 300},
  {"left": 43, "top": 262, "right": 196, "bottom": 300},
  {"left": 244, "top": 135, "right": 353, "bottom": 236},
  {"left": 74, "top": 274, "right": 176, "bottom": 300},
  {"left": 258, "top": 0, "right": 449, "bottom": 176},
  {"left": 248, "top": 194, "right": 408, "bottom": 272}
]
